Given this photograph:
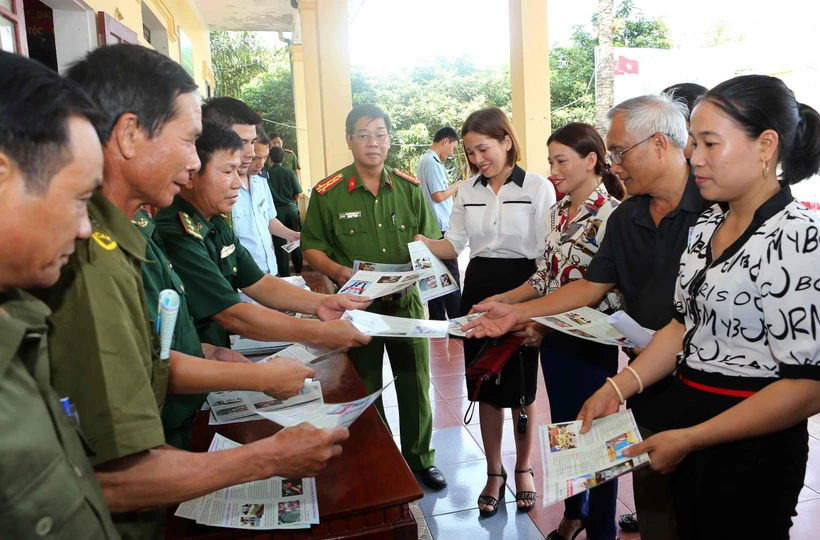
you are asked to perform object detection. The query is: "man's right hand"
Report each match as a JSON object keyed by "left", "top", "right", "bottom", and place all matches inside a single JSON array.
[
  {"left": 318, "top": 319, "right": 371, "bottom": 351},
  {"left": 462, "top": 301, "right": 519, "bottom": 338},
  {"left": 255, "top": 424, "right": 350, "bottom": 478},
  {"left": 333, "top": 265, "right": 354, "bottom": 285},
  {"left": 257, "top": 358, "right": 316, "bottom": 399}
]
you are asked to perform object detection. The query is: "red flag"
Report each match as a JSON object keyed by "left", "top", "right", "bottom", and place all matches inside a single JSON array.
[{"left": 613, "top": 55, "right": 639, "bottom": 76}]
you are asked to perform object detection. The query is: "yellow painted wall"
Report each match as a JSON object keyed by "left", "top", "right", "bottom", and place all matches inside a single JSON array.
[{"left": 84, "top": 0, "right": 212, "bottom": 95}]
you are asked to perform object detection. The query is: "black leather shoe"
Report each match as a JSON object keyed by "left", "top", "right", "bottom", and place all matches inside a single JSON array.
[
  {"left": 416, "top": 466, "right": 447, "bottom": 490},
  {"left": 618, "top": 512, "right": 639, "bottom": 532}
]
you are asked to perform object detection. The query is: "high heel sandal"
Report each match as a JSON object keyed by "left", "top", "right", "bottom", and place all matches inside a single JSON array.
[
  {"left": 514, "top": 467, "right": 536, "bottom": 513},
  {"left": 477, "top": 467, "right": 507, "bottom": 518},
  {"left": 546, "top": 519, "right": 586, "bottom": 540}
]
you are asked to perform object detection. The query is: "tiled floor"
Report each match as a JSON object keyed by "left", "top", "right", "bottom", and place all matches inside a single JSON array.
[{"left": 379, "top": 337, "right": 820, "bottom": 540}]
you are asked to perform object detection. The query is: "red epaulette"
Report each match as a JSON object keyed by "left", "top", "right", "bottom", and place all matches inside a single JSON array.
[
  {"left": 393, "top": 168, "right": 421, "bottom": 186},
  {"left": 313, "top": 172, "right": 344, "bottom": 195}
]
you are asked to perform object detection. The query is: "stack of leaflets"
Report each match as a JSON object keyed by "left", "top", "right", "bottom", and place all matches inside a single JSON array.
[
  {"left": 341, "top": 309, "right": 448, "bottom": 338},
  {"left": 407, "top": 241, "right": 460, "bottom": 302},
  {"left": 207, "top": 381, "right": 323, "bottom": 425},
  {"left": 257, "top": 379, "right": 395, "bottom": 429},
  {"left": 532, "top": 307, "right": 654, "bottom": 348},
  {"left": 175, "top": 434, "right": 319, "bottom": 530},
  {"left": 338, "top": 269, "right": 422, "bottom": 299},
  {"left": 447, "top": 313, "right": 483, "bottom": 337},
  {"left": 264, "top": 342, "right": 343, "bottom": 366},
  {"left": 540, "top": 410, "right": 650, "bottom": 506}
]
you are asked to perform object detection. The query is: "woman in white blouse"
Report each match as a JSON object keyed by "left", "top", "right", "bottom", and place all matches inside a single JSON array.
[
  {"left": 415, "top": 107, "right": 555, "bottom": 516},
  {"left": 578, "top": 76, "right": 820, "bottom": 539},
  {"left": 486, "top": 123, "right": 624, "bottom": 540}
]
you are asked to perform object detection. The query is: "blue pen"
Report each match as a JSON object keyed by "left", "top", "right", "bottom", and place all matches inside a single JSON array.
[
  {"left": 60, "top": 397, "right": 72, "bottom": 417},
  {"left": 60, "top": 397, "right": 81, "bottom": 427}
]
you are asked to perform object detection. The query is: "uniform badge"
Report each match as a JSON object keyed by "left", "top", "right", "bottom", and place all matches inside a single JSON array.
[
  {"left": 220, "top": 244, "right": 236, "bottom": 258},
  {"left": 314, "top": 172, "right": 343, "bottom": 195},
  {"left": 178, "top": 212, "right": 203, "bottom": 240},
  {"left": 91, "top": 231, "right": 118, "bottom": 251},
  {"left": 136, "top": 217, "right": 149, "bottom": 227},
  {"left": 339, "top": 211, "right": 362, "bottom": 220},
  {"left": 393, "top": 168, "right": 421, "bottom": 186}
]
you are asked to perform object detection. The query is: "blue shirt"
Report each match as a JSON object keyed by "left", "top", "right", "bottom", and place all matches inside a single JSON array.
[
  {"left": 417, "top": 149, "right": 453, "bottom": 233},
  {"left": 232, "top": 174, "right": 279, "bottom": 275}
]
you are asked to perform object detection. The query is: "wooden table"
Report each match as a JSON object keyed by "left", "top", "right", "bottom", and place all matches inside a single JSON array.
[{"left": 165, "top": 351, "right": 424, "bottom": 539}]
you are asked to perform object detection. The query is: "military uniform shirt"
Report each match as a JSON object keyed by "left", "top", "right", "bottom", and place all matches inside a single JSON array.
[
  {"left": 0, "top": 289, "right": 121, "bottom": 540},
  {"left": 42, "top": 192, "right": 167, "bottom": 466},
  {"left": 301, "top": 164, "right": 440, "bottom": 267},
  {"left": 155, "top": 195, "right": 265, "bottom": 347},
  {"left": 267, "top": 163, "right": 302, "bottom": 208},
  {"left": 135, "top": 209, "right": 208, "bottom": 449},
  {"left": 283, "top": 148, "right": 300, "bottom": 172}
]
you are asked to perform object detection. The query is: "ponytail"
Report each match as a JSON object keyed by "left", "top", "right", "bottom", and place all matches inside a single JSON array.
[
  {"left": 782, "top": 103, "right": 820, "bottom": 185},
  {"left": 600, "top": 162, "right": 626, "bottom": 201}
]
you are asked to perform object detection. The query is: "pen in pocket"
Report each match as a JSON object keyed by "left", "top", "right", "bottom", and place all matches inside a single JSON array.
[{"left": 60, "top": 397, "right": 81, "bottom": 427}]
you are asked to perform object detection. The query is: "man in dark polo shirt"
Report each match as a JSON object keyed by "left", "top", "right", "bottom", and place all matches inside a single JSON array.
[{"left": 465, "top": 93, "right": 710, "bottom": 540}]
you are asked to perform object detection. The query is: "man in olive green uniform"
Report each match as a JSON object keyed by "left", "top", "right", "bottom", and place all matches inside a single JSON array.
[
  {"left": 265, "top": 146, "right": 303, "bottom": 275},
  {"left": 0, "top": 51, "right": 120, "bottom": 539},
  {"left": 41, "top": 45, "right": 352, "bottom": 540},
  {"left": 268, "top": 131, "right": 301, "bottom": 184},
  {"left": 301, "top": 104, "right": 447, "bottom": 490}
]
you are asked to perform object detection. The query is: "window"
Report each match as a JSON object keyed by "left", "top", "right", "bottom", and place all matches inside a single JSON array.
[
  {"left": 1, "top": 0, "right": 28, "bottom": 55},
  {"left": 140, "top": 1, "right": 167, "bottom": 56},
  {"left": 142, "top": 23, "right": 150, "bottom": 43}
]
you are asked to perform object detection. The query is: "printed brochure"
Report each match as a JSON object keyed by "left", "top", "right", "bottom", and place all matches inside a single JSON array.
[
  {"left": 206, "top": 381, "right": 323, "bottom": 425},
  {"left": 341, "top": 309, "right": 448, "bottom": 338},
  {"left": 407, "top": 241, "right": 460, "bottom": 302},
  {"left": 532, "top": 307, "right": 653, "bottom": 348}
]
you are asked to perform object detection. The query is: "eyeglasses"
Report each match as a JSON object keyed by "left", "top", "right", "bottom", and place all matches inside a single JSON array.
[
  {"left": 350, "top": 132, "right": 390, "bottom": 144},
  {"left": 608, "top": 133, "right": 659, "bottom": 165}
]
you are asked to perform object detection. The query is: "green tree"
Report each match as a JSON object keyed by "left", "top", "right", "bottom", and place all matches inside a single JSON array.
[
  {"left": 210, "top": 31, "right": 271, "bottom": 98},
  {"left": 240, "top": 47, "right": 298, "bottom": 150}
]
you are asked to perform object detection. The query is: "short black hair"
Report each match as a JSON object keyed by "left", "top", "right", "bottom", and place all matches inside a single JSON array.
[
  {"left": 346, "top": 104, "right": 392, "bottom": 134},
  {"left": 196, "top": 121, "right": 243, "bottom": 172},
  {"left": 269, "top": 146, "right": 285, "bottom": 164},
  {"left": 702, "top": 75, "right": 820, "bottom": 185},
  {"left": 0, "top": 51, "right": 108, "bottom": 194},
  {"left": 269, "top": 131, "right": 283, "bottom": 141},
  {"left": 65, "top": 44, "right": 198, "bottom": 143},
  {"left": 201, "top": 97, "right": 261, "bottom": 127},
  {"left": 662, "top": 83, "right": 708, "bottom": 118},
  {"left": 256, "top": 126, "right": 271, "bottom": 146},
  {"left": 433, "top": 127, "right": 459, "bottom": 143}
]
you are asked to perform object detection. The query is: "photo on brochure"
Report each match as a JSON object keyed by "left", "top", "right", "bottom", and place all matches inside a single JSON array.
[
  {"left": 413, "top": 323, "right": 443, "bottom": 335},
  {"left": 339, "top": 280, "right": 372, "bottom": 295},
  {"left": 605, "top": 431, "right": 638, "bottom": 462},
  {"left": 543, "top": 316, "right": 571, "bottom": 329},
  {"left": 548, "top": 421, "right": 580, "bottom": 453},
  {"left": 357, "top": 262, "right": 376, "bottom": 272},
  {"left": 595, "top": 460, "right": 634, "bottom": 483},
  {"left": 419, "top": 275, "right": 438, "bottom": 292},
  {"left": 277, "top": 501, "right": 302, "bottom": 525},
  {"left": 412, "top": 255, "right": 433, "bottom": 270},
  {"left": 377, "top": 275, "right": 401, "bottom": 284},
  {"left": 281, "top": 479, "right": 304, "bottom": 497},
  {"left": 240, "top": 503, "right": 265, "bottom": 527},
  {"left": 439, "top": 273, "right": 453, "bottom": 287},
  {"left": 565, "top": 311, "right": 593, "bottom": 325}
]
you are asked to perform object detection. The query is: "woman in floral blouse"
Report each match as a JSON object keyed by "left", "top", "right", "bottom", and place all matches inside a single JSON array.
[{"left": 486, "top": 123, "right": 624, "bottom": 540}]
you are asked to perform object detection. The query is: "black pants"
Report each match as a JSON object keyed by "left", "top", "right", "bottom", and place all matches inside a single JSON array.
[
  {"left": 273, "top": 203, "right": 302, "bottom": 276},
  {"left": 428, "top": 255, "right": 461, "bottom": 321}
]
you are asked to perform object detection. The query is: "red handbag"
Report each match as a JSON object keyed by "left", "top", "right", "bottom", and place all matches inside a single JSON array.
[{"left": 463, "top": 334, "right": 526, "bottom": 423}]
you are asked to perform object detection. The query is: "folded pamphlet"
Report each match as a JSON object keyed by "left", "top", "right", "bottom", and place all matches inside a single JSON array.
[
  {"left": 337, "top": 269, "right": 422, "bottom": 300},
  {"left": 407, "top": 241, "right": 460, "bottom": 302},
  {"left": 341, "top": 309, "right": 448, "bottom": 338},
  {"left": 281, "top": 239, "right": 300, "bottom": 253},
  {"left": 532, "top": 306, "right": 653, "bottom": 347},
  {"left": 540, "top": 410, "right": 650, "bottom": 507},
  {"left": 447, "top": 313, "right": 483, "bottom": 337},
  {"left": 207, "top": 381, "right": 323, "bottom": 425}
]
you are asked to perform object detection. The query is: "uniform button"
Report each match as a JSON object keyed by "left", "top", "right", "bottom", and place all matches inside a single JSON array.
[
  {"left": 73, "top": 464, "right": 83, "bottom": 478},
  {"left": 400, "top": 225, "right": 406, "bottom": 230},
  {"left": 349, "top": 229, "right": 354, "bottom": 235},
  {"left": 168, "top": 262, "right": 173, "bottom": 270},
  {"left": 378, "top": 223, "right": 382, "bottom": 228},
  {"left": 180, "top": 285, "right": 185, "bottom": 292},
  {"left": 375, "top": 199, "right": 379, "bottom": 204},
  {"left": 382, "top": 248, "right": 387, "bottom": 253},
  {"left": 232, "top": 267, "right": 237, "bottom": 273},
  {"left": 35, "top": 517, "right": 53, "bottom": 536}
]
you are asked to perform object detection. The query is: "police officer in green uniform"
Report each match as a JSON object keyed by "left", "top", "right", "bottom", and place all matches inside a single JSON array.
[
  {"left": 0, "top": 50, "right": 121, "bottom": 540},
  {"left": 267, "top": 131, "right": 301, "bottom": 185},
  {"left": 265, "top": 146, "right": 304, "bottom": 275},
  {"left": 40, "top": 45, "right": 352, "bottom": 540},
  {"left": 155, "top": 120, "right": 371, "bottom": 353},
  {"left": 301, "top": 104, "right": 447, "bottom": 490}
]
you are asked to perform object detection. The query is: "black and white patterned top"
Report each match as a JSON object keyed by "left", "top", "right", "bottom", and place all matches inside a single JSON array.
[{"left": 674, "top": 186, "right": 820, "bottom": 381}]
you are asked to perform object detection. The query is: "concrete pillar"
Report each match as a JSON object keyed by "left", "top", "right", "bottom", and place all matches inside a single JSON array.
[
  {"left": 509, "top": 0, "right": 551, "bottom": 178},
  {"left": 289, "top": 44, "right": 312, "bottom": 191},
  {"left": 298, "top": 0, "right": 354, "bottom": 184}
]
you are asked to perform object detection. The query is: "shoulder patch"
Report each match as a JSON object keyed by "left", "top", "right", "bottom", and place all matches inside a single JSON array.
[
  {"left": 393, "top": 168, "right": 421, "bottom": 186},
  {"left": 178, "top": 212, "right": 203, "bottom": 240},
  {"left": 314, "top": 172, "right": 344, "bottom": 195},
  {"left": 91, "top": 231, "right": 118, "bottom": 251},
  {"left": 284, "top": 148, "right": 295, "bottom": 154}
]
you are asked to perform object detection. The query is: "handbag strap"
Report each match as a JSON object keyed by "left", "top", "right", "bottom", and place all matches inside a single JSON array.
[{"left": 463, "top": 376, "right": 486, "bottom": 424}]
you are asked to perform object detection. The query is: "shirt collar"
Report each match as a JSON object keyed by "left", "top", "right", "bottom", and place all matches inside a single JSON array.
[
  {"left": 426, "top": 149, "right": 442, "bottom": 164},
  {"left": 172, "top": 195, "right": 215, "bottom": 237},
  {"left": 132, "top": 209, "right": 155, "bottom": 236},
  {"left": 346, "top": 164, "right": 394, "bottom": 193},
  {"left": 88, "top": 191, "right": 149, "bottom": 261},
  {"left": 473, "top": 164, "right": 526, "bottom": 188},
  {"left": 633, "top": 167, "right": 704, "bottom": 228},
  {"left": 560, "top": 183, "right": 610, "bottom": 211},
  {"left": 0, "top": 288, "right": 50, "bottom": 374},
  {"left": 753, "top": 185, "right": 793, "bottom": 221}
]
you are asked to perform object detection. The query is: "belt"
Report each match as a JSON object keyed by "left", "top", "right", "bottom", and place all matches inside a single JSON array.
[{"left": 677, "top": 372, "right": 756, "bottom": 398}]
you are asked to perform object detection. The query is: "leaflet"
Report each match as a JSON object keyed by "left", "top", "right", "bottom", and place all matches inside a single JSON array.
[
  {"left": 175, "top": 434, "right": 319, "bottom": 530},
  {"left": 256, "top": 379, "right": 394, "bottom": 429},
  {"left": 532, "top": 306, "right": 650, "bottom": 347},
  {"left": 337, "top": 270, "right": 422, "bottom": 299},
  {"left": 280, "top": 239, "right": 300, "bottom": 253},
  {"left": 607, "top": 311, "right": 654, "bottom": 348},
  {"left": 341, "top": 309, "right": 448, "bottom": 338},
  {"left": 447, "top": 313, "right": 483, "bottom": 337},
  {"left": 352, "top": 260, "right": 412, "bottom": 273},
  {"left": 264, "top": 342, "right": 344, "bottom": 366},
  {"left": 207, "top": 381, "right": 323, "bottom": 425},
  {"left": 540, "top": 410, "right": 651, "bottom": 507},
  {"left": 407, "top": 241, "right": 460, "bottom": 302}
]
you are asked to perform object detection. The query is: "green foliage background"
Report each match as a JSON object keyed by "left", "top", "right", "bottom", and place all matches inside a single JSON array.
[{"left": 210, "top": 0, "right": 670, "bottom": 181}]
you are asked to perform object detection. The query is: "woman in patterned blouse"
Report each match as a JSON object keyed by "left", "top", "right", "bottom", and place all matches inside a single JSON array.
[
  {"left": 578, "top": 76, "right": 820, "bottom": 539},
  {"left": 485, "top": 123, "right": 625, "bottom": 540}
]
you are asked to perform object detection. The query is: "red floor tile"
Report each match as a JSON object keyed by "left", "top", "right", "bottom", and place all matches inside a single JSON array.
[
  {"left": 617, "top": 473, "right": 636, "bottom": 513},
  {"left": 790, "top": 497, "right": 820, "bottom": 540},
  {"left": 431, "top": 400, "right": 462, "bottom": 430},
  {"left": 430, "top": 374, "right": 468, "bottom": 400},
  {"left": 429, "top": 338, "right": 464, "bottom": 357},
  {"left": 429, "top": 354, "right": 466, "bottom": 377}
]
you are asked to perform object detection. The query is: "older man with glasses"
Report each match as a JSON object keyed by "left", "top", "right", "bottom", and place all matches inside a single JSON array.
[{"left": 465, "top": 93, "right": 711, "bottom": 540}]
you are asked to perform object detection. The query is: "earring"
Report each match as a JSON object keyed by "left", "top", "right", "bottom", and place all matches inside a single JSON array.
[{"left": 762, "top": 161, "right": 770, "bottom": 179}]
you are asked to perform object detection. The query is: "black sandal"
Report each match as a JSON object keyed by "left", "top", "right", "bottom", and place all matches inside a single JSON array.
[
  {"left": 546, "top": 519, "right": 586, "bottom": 540},
  {"left": 477, "top": 467, "right": 507, "bottom": 518},
  {"left": 514, "top": 467, "right": 536, "bottom": 513}
]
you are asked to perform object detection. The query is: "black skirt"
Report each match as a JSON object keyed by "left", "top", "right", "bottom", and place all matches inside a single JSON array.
[{"left": 461, "top": 257, "right": 538, "bottom": 408}]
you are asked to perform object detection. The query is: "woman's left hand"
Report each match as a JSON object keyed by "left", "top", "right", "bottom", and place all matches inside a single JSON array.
[
  {"left": 622, "top": 428, "right": 695, "bottom": 474},
  {"left": 513, "top": 322, "right": 549, "bottom": 347},
  {"left": 413, "top": 234, "right": 429, "bottom": 246}
]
